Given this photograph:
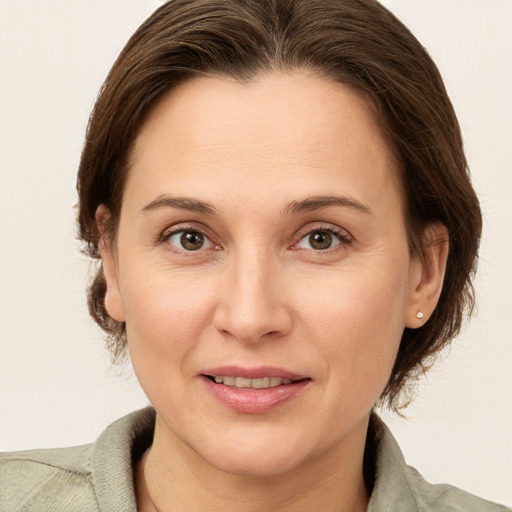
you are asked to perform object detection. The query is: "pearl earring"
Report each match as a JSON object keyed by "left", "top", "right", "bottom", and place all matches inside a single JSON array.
[{"left": 416, "top": 311, "right": 424, "bottom": 319}]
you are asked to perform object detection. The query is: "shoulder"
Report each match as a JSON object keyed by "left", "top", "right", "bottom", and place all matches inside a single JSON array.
[
  {"left": 0, "top": 443, "right": 99, "bottom": 511},
  {"left": 405, "top": 465, "right": 511, "bottom": 512},
  {"left": 0, "top": 407, "right": 155, "bottom": 512},
  {"left": 367, "top": 414, "right": 511, "bottom": 512}
]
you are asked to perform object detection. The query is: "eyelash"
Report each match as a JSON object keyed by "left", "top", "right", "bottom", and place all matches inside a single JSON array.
[
  {"left": 159, "top": 224, "right": 219, "bottom": 253},
  {"left": 292, "top": 224, "right": 352, "bottom": 252},
  {"left": 158, "top": 223, "right": 352, "bottom": 254}
]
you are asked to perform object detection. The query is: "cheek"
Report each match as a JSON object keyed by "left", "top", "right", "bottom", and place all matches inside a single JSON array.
[
  {"left": 121, "top": 272, "right": 218, "bottom": 422},
  {"left": 120, "top": 266, "right": 217, "bottom": 374},
  {"left": 295, "top": 259, "right": 409, "bottom": 397}
]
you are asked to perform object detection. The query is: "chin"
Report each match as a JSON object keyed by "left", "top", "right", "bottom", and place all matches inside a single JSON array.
[
  {"left": 190, "top": 431, "right": 309, "bottom": 478},
  {"left": 204, "top": 449, "right": 303, "bottom": 478}
]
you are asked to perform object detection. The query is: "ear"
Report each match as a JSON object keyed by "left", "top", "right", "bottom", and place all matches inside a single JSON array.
[
  {"left": 96, "top": 205, "right": 125, "bottom": 322},
  {"left": 405, "top": 222, "right": 449, "bottom": 328}
]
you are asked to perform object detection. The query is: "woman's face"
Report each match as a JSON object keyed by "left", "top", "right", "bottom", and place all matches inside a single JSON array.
[{"left": 102, "top": 72, "right": 425, "bottom": 476}]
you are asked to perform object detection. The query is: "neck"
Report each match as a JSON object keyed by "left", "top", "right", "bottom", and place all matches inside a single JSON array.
[{"left": 136, "top": 415, "right": 371, "bottom": 512}]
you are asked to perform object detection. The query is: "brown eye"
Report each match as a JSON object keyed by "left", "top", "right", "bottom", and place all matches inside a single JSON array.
[
  {"left": 181, "top": 231, "right": 204, "bottom": 250},
  {"left": 166, "top": 230, "right": 213, "bottom": 251},
  {"left": 296, "top": 228, "right": 346, "bottom": 251},
  {"left": 308, "top": 231, "right": 333, "bottom": 250}
]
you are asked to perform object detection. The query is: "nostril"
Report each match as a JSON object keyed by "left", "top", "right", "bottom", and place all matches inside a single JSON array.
[{"left": 212, "top": 296, "right": 293, "bottom": 344}]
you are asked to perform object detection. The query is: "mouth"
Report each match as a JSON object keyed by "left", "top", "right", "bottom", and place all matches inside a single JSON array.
[
  {"left": 201, "top": 368, "right": 311, "bottom": 413},
  {"left": 205, "top": 375, "right": 301, "bottom": 389}
]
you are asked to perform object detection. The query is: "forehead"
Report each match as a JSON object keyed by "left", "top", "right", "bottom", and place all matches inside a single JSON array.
[{"left": 127, "top": 72, "right": 401, "bottom": 210}]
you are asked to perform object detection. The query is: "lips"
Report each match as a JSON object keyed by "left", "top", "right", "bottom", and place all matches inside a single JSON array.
[
  {"left": 201, "top": 366, "right": 310, "bottom": 413},
  {"left": 212, "top": 376, "right": 294, "bottom": 388},
  {"left": 203, "top": 365, "right": 307, "bottom": 381}
]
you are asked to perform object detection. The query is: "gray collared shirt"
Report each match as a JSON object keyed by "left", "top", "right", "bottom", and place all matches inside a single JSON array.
[{"left": 1, "top": 407, "right": 509, "bottom": 511}]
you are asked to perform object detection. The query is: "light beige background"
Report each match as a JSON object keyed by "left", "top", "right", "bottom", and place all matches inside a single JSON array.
[{"left": 0, "top": 0, "right": 510, "bottom": 506}]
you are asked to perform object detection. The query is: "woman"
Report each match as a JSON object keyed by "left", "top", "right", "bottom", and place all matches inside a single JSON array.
[{"left": 0, "top": 0, "right": 509, "bottom": 510}]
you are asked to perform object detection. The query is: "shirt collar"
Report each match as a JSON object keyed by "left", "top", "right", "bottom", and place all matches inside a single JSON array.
[
  {"left": 90, "top": 407, "right": 421, "bottom": 511},
  {"left": 367, "top": 413, "right": 422, "bottom": 511}
]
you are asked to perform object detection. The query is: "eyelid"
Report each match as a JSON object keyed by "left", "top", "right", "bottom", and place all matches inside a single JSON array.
[
  {"left": 159, "top": 223, "right": 221, "bottom": 251},
  {"left": 157, "top": 221, "right": 351, "bottom": 253},
  {"left": 291, "top": 223, "right": 353, "bottom": 250},
  {"left": 168, "top": 230, "right": 214, "bottom": 251}
]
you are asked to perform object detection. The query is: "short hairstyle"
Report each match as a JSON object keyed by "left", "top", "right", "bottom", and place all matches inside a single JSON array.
[{"left": 77, "top": 0, "right": 481, "bottom": 410}]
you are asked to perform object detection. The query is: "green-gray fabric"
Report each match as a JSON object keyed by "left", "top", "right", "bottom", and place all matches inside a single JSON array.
[{"left": 0, "top": 408, "right": 509, "bottom": 511}]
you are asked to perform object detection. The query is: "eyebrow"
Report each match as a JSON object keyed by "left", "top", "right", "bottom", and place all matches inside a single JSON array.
[
  {"left": 140, "top": 194, "right": 373, "bottom": 217},
  {"left": 285, "top": 195, "right": 373, "bottom": 216},
  {"left": 141, "top": 195, "right": 217, "bottom": 216}
]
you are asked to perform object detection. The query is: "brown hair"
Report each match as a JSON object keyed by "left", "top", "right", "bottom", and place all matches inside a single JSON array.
[{"left": 77, "top": 0, "right": 481, "bottom": 410}]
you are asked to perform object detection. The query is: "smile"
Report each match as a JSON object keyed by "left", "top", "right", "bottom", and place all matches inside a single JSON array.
[
  {"left": 211, "top": 376, "right": 294, "bottom": 388},
  {"left": 202, "top": 369, "right": 311, "bottom": 413}
]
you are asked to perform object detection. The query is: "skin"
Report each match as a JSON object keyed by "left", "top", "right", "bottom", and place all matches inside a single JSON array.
[{"left": 99, "top": 72, "right": 448, "bottom": 512}]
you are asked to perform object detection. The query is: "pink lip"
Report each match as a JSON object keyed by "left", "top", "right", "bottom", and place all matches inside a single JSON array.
[
  {"left": 202, "top": 365, "right": 307, "bottom": 380},
  {"left": 200, "top": 366, "right": 310, "bottom": 414}
]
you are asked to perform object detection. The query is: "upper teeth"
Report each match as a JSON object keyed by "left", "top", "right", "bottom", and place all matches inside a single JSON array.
[{"left": 213, "top": 376, "right": 293, "bottom": 388}]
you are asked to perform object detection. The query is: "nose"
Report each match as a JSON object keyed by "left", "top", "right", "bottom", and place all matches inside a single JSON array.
[{"left": 212, "top": 253, "right": 293, "bottom": 344}]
